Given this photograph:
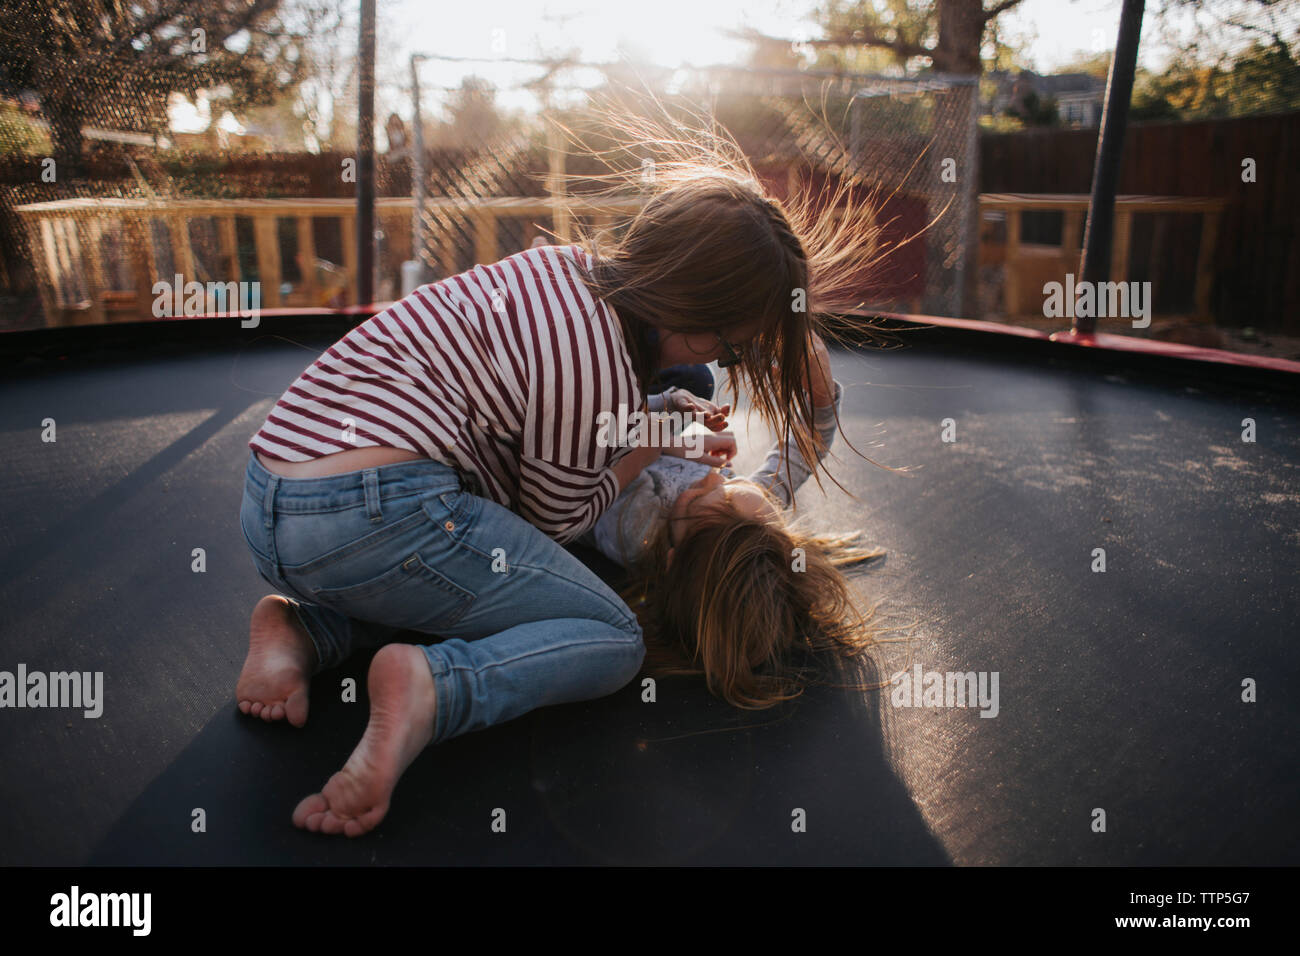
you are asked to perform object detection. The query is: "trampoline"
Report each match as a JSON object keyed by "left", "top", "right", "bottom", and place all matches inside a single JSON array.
[{"left": 1, "top": 312, "right": 1296, "bottom": 867}]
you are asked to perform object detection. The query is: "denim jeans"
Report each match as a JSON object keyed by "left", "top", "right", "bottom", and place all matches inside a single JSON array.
[{"left": 239, "top": 452, "right": 645, "bottom": 745}]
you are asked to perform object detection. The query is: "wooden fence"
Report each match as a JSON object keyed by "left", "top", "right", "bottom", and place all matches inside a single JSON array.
[
  {"left": 12, "top": 195, "right": 642, "bottom": 325},
  {"left": 981, "top": 111, "right": 1300, "bottom": 331}
]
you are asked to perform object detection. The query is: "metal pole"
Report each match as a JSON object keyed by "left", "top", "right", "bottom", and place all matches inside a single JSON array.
[
  {"left": 356, "top": 0, "right": 377, "bottom": 307},
  {"left": 410, "top": 54, "right": 427, "bottom": 284},
  {"left": 1077, "top": 0, "right": 1145, "bottom": 334}
]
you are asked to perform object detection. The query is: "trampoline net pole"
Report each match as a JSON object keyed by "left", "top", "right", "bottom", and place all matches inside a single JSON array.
[{"left": 1079, "top": 0, "right": 1146, "bottom": 335}]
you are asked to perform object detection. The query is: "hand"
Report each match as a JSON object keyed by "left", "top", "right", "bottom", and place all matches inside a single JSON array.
[
  {"left": 803, "top": 331, "right": 834, "bottom": 408},
  {"left": 664, "top": 388, "right": 731, "bottom": 432},
  {"left": 664, "top": 430, "right": 736, "bottom": 467}
]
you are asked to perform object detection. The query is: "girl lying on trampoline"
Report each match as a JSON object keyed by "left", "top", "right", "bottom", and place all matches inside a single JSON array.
[
  {"left": 581, "top": 332, "right": 884, "bottom": 710},
  {"left": 237, "top": 111, "right": 889, "bottom": 835}
]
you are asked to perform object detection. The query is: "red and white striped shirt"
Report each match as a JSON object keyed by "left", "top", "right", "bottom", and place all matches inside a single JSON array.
[{"left": 248, "top": 244, "right": 642, "bottom": 543}]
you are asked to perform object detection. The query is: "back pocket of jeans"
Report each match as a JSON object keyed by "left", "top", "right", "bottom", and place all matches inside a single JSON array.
[{"left": 309, "top": 553, "right": 476, "bottom": 633}]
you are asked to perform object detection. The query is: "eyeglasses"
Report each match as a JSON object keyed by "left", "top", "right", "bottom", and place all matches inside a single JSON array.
[{"left": 715, "top": 332, "right": 743, "bottom": 369}]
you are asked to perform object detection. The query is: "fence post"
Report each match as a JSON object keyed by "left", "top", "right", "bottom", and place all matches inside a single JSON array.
[
  {"left": 1194, "top": 208, "right": 1221, "bottom": 320},
  {"left": 254, "top": 214, "right": 282, "bottom": 308},
  {"left": 297, "top": 215, "right": 318, "bottom": 304},
  {"left": 341, "top": 213, "right": 358, "bottom": 304},
  {"left": 33, "top": 216, "right": 58, "bottom": 326},
  {"left": 410, "top": 53, "right": 428, "bottom": 282},
  {"left": 547, "top": 120, "right": 569, "bottom": 243},
  {"left": 1005, "top": 206, "right": 1022, "bottom": 318},
  {"left": 474, "top": 210, "right": 495, "bottom": 265},
  {"left": 1109, "top": 209, "right": 1132, "bottom": 286}
]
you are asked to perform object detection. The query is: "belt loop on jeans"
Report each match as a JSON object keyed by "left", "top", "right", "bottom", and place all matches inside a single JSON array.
[
  {"left": 261, "top": 474, "right": 280, "bottom": 530},
  {"left": 363, "top": 468, "right": 383, "bottom": 523}
]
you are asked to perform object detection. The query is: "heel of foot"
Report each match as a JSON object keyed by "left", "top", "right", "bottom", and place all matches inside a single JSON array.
[{"left": 280, "top": 600, "right": 320, "bottom": 670}]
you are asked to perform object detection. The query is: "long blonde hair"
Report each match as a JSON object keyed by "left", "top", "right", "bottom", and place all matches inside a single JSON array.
[
  {"left": 555, "top": 98, "right": 898, "bottom": 495},
  {"left": 557, "top": 97, "right": 908, "bottom": 706},
  {"left": 620, "top": 487, "right": 888, "bottom": 710}
]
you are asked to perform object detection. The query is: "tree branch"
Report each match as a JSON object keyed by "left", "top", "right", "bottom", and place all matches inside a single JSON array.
[
  {"left": 983, "top": 0, "right": 1027, "bottom": 23},
  {"left": 724, "top": 25, "right": 932, "bottom": 62},
  {"left": 807, "top": 33, "right": 932, "bottom": 60}
]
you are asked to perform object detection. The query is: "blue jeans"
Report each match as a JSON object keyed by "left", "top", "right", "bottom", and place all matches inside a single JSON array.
[{"left": 239, "top": 452, "right": 645, "bottom": 745}]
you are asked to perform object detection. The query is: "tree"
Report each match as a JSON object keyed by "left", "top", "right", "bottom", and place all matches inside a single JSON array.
[
  {"left": 429, "top": 76, "right": 507, "bottom": 151},
  {"left": 1006, "top": 90, "right": 1059, "bottom": 126},
  {"left": 1054, "top": 51, "right": 1114, "bottom": 81},
  {"left": 1131, "top": 36, "right": 1300, "bottom": 119},
  {"left": 276, "top": 0, "right": 350, "bottom": 151},
  {"left": 0, "top": 0, "right": 313, "bottom": 175},
  {"left": 1131, "top": 0, "right": 1300, "bottom": 119},
  {"left": 787, "top": 1, "right": 1030, "bottom": 316},
  {"left": 806, "top": 0, "right": 1029, "bottom": 74}
]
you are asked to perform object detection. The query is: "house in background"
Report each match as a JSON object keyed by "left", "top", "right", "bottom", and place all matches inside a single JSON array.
[{"left": 986, "top": 71, "right": 1107, "bottom": 126}]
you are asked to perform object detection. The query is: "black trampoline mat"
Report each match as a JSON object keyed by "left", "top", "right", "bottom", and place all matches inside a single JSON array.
[{"left": 1, "top": 329, "right": 1296, "bottom": 865}]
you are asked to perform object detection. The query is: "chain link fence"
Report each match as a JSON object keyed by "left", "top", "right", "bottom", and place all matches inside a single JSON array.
[
  {"left": 0, "top": 30, "right": 980, "bottom": 330},
  {"left": 406, "top": 62, "right": 979, "bottom": 318}
]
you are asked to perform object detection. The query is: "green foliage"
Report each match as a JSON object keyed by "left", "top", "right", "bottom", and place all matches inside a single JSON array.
[
  {"left": 805, "top": 0, "right": 1299, "bottom": 121},
  {"left": 0, "top": 101, "right": 50, "bottom": 155},
  {"left": 1006, "top": 90, "right": 1059, "bottom": 126},
  {"left": 812, "top": 0, "right": 938, "bottom": 70},
  {"left": 808, "top": 0, "right": 1034, "bottom": 75},
  {"left": 979, "top": 111, "right": 1028, "bottom": 132},
  {"left": 1052, "top": 52, "right": 1114, "bottom": 81},
  {"left": 0, "top": 0, "right": 313, "bottom": 171},
  {"left": 1132, "top": 37, "right": 1300, "bottom": 120}
]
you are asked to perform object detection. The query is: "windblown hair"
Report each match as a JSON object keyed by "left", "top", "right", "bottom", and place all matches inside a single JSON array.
[
  {"left": 554, "top": 96, "right": 902, "bottom": 494},
  {"left": 620, "top": 486, "right": 889, "bottom": 710}
]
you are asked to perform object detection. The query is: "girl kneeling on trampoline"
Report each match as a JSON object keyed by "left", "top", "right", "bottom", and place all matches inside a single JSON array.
[{"left": 238, "top": 117, "right": 885, "bottom": 836}]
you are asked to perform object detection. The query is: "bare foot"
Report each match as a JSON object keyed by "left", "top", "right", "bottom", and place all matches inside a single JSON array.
[
  {"left": 292, "top": 643, "right": 437, "bottom": 837},
  {"left": 237, "top": 595, "right": 317, "bottom": 728}
]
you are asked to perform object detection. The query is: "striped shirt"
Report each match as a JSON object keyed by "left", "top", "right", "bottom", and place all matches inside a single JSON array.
[{"left": 248, "top": 244, "right": 642, "bottom": 543}]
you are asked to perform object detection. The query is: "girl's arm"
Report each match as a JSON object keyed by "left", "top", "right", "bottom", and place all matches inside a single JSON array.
[
  {"left": 747, "top": 378, "right": 843, "bottom": 509},
  {"left": 611, "top": 442, "right": 662, "bottom": 492},
  {"left": 611, "top": 422, "right": 738, "bottom": 490},
  {"left": 612, "top": 397, "right": 735, "bottom": 491}
]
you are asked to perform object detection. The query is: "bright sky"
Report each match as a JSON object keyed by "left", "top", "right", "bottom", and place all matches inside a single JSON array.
[
  {"left": 169, "top": 0, "right": 1235, "bottom": 135},
  {"left": 387, "top": 0, "right": 1124, "bottom": 67},
  {"left": 384, "top": 0, "right": 1134, "bottom": 77},
  {"left": 375, "top": 0, "right": 1180, "bottom": 118}
]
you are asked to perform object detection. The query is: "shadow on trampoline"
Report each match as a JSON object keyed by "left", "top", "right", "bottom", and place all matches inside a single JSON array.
[{"left": 89, "top": 639, "right": 948, "bottom": 866}]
